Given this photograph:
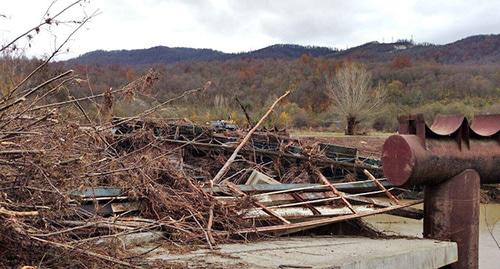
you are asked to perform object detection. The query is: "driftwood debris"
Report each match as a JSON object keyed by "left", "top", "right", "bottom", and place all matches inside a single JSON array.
[
  {"left": 0, "top": 70, "right": 420, "bottom": 268},
  {"left": 212, "top": 90, "right": 290, "bottom": 184}
]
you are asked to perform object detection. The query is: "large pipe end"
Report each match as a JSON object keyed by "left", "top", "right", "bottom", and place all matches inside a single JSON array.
[{"left": 382, "top": 135, "right": 417, "bottom": 186}]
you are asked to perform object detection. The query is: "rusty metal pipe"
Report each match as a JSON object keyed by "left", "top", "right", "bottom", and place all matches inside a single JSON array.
[
  {"left": 382, "top": 134, "right": 500, "bottom": 186},
  {"left": 381, "top": 114, "right": 499, "bottom": 269}
]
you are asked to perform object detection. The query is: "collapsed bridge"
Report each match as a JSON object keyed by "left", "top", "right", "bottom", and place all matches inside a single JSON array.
[{"left": 382, "top": 113, "right": 500, "bottom": 269}]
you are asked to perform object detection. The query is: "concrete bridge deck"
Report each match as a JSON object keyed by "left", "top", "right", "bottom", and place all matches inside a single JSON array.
[{"left": 131, "top": 235, "right": 457, "bottom": 269}]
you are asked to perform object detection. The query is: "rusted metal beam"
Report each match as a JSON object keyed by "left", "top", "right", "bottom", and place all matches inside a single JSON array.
[
  {"left": 382, "top": 114, "right": 498, "bottom": 269},
  {"left": 208, "top": 180, "right": 393, "bottom": 194},
  {"left": 229, "top": 200, "right": 421, "bottom": 235},
  {"left": 363, "top": 169, "right": 400, "bottom": 205},
  {"left": 314, "top": 168, "right": 357, "bottom": 214},
  {"left": 161, "top": 138, "right": 382, "bottom": 171},
  {"left": 290, "top": 192, "right": 322, "bottom": 215},
  {"left": 346, "top": 195, "right": 423, "bottom": 219},
  {"left": 423, "top": 169, "right": 480, "bottom": 269},
  {"left": 219, "top": 191, "right": 423, "bottom": 220},
  {"left": 225, "top": 182, "right": 291, "bottom": 225}
]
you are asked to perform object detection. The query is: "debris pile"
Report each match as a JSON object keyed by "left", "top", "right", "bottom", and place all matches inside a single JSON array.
[{"left": 0, "top": 77, "right": 420, "bottom": 268}]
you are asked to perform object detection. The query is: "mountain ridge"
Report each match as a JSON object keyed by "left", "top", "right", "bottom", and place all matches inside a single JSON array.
[{"left": 66, "top": 34, "right": 500, "bottom": 65}]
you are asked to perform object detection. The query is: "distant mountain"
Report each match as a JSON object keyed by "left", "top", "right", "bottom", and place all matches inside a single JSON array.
[
  {"left": 238, "top": 44, "right": 337, "bottom": 59},
  {"left": 66, "top": 34, "right": 500, "bottom": 65},
  {"left": 328, "top": 34, "right": 500, "bottom": 64},
  {"left": 411, "top": 34, "right": 500, "bottom": 63},
  {"left": 67, "top": 46, "right": 227, "bottom": 65},
  {"left": 327, "top": 40, "right": 417, "bottom": 61},
  {"left": 66, "top": 44, "right": 336, "bottom": 66}
]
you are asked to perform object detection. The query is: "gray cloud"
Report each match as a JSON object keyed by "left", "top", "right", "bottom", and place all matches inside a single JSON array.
[{"left": 2, "top": 0, "right": 500, "bottom": 59}]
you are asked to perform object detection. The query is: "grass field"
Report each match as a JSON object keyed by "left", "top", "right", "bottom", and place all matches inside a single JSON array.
[
  {"left": 290, "top": 130, "right": 392, "bottom": 138},
  {"left": 289, "top": 130, "right": 393, "bottom": 157}
]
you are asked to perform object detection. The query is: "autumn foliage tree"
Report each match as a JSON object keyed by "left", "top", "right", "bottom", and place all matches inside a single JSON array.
[
  {"left": 392, "top": 55, "right": 412, "bottom": 69},
  {"left": 327, "top": 62, "right": 386, "bottom": 135}
]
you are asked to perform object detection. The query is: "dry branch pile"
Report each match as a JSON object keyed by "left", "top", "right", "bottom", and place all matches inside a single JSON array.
[
  {"left": 0, "top": 70, "right": 222, "bottom": 268},
  {"left": 0, "top": 2, "right": 418, "bottom": 268},
  {"left": 0, "top": 70, "right": 417, "bottom": 268}
]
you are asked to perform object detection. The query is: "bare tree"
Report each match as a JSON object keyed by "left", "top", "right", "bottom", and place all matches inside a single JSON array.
[
  {"left": 327, "top": 62, "right": 386, "bottom": 135},
  {"left": 0, "top": 0, "right": 99, "bottom": 103}
]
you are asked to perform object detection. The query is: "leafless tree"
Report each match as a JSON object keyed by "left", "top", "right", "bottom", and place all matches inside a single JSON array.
[
  {"left": 327, "top": 62, "right": 386, "bottom": 135},
  {"left": 0, "top": 0, "right": 99, "bottom": 103}
]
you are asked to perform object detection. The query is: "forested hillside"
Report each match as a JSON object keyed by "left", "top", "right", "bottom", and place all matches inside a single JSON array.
[
  {"left": 66, "top": 44, "right": 338, "bottom": 65},
  {"left": 2, "top": 35, "right": 499, "bottom": 132},
  {"left": 67, "top": 34, "right": 500, "bottom": 65},
  {"left": 61, "top": 56, "right": 499, "bottom": 131}
]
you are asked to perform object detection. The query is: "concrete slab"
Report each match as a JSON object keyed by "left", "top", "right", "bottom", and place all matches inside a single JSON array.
[
  {"left": 364, "top": 203, "right": 500, "bottom": 269},
  {"left": 135, "top": 236, "right": 457, "bottom": 269}
]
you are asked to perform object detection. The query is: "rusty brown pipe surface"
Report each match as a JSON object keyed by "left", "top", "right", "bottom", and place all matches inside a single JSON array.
[{"left": 382, "top": 134, "right": 500, "bottom": 186}]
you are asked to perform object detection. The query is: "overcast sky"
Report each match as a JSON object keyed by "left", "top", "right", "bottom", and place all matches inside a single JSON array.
[{"left": 1, "top": 0, "right": 499, "bottom": 60}]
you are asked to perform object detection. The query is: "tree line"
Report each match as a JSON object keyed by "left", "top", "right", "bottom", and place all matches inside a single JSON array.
[{"left": 1, "top": 54, "right": 499, "bottom": 132}]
